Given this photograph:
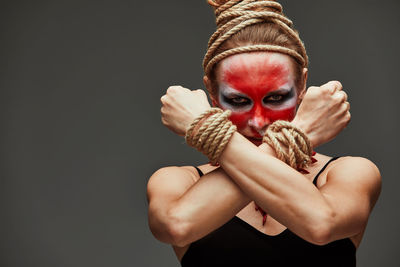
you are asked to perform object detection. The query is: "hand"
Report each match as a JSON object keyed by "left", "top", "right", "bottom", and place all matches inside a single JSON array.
[
  {"left": 292, "top": 81, "right": 351, "bottom": 148},
  {"left": 160, "top": 86, "right": 211, "bottom": 136}
]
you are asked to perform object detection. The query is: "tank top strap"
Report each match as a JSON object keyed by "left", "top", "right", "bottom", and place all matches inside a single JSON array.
[
  {"left": 194, "top": 166, "right": 204, "bottom": 177},
  {"left": 312, "top": 157, "right": 341, "bottom": 186}
]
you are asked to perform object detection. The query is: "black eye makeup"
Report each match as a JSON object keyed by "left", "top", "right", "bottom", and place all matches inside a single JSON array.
[
  {"left": 263, "top": 87, "right": 295, "bottom": 105},
  {"left": 222, "top": 95, "right": 252, "bottom": 107}
]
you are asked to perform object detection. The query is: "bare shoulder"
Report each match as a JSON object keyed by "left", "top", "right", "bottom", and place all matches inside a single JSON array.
[
  {"left": 146, "top": 166, "right": 199, "bottom": 202},
  {"left": 328, "top": 156, "right": 381, "bottom": 180},
  {"left": 325, "top": 156, "right": 382, "bottom": 203}
]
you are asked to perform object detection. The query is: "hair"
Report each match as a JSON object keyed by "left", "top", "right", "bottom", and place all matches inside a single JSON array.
[{"left": 204, "top": 0, "right": 308, "bottom": 97}]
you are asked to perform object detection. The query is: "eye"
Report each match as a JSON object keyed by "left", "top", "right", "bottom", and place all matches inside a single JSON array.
[
  {"left": 231, "top": 97, "right": 250, "bottom": 104},
  {"left": 223, "top": 95, "right": 251, "bottom": 106},
  {"left": 263, "top": 94, "right": 286, "bottom": 104},
  {"left": 268, "top": 95, "right": 284, "bottom": 101},
  {"left": 263, "top": 89, "right": 295, "bottom": 105}
]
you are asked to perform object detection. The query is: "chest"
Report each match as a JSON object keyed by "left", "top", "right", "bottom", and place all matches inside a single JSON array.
[{"left": 180, "top": 214, "right": 356, "bottom": 267}]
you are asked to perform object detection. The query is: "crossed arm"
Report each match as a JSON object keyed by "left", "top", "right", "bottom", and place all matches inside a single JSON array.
[
  {"left": 147, "top": 131, "right": 381, "bottom": 247},
  {"left": 147, "top": 82, "right": 381, "bottom": 247}
]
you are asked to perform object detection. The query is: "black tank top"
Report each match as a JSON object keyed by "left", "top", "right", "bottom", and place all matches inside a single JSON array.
[{"left": 181, "top": 157, "right": 356, "bottom": 267}]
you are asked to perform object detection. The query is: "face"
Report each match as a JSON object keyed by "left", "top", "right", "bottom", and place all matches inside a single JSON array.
[{"left": 213, "top": 52, "right": 300, "bottom": 145}]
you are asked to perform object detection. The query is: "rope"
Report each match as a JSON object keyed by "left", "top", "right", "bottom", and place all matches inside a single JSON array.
[
  {"left": 186, "top": 108, "right": 237, "bottom": 165},
  {"left": 204, "top": 0, "right": 308, "bottom": 77},
  {"left": 263, "top": 120, "right": 313, "bottom": 169}
]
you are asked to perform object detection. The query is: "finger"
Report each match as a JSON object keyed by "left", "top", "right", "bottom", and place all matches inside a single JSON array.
[
  {"left": 160, "top": 95, "right": 167, "bottom": 103},
  {"left": 167, "top": 86, "right": 181, "bottom": 94},
  {"left": 320, "top": 81, "right": 342, "bottom": 94},
  {"left": 333, "top": 90, "right": 347, "bottom": 103},
  {"left": 344, "top": 101, "right": 350, "bottom": 111},
  {"left": 161, "top": 117, "right": 168, "bottom": 126},
  {"left": 342, "top": 91, "right": 348, "bottom": 101},
  {"left": 345, "top": 111, "right": 351, "bottom": 124},
  {"left": 338, "top": 91, "right": 348, "bottom": 102}
]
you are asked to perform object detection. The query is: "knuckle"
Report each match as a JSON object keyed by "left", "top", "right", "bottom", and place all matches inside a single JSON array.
[
  {"left": 339, "top": 91, "right": 346, "bottom": 101},
  {"left": 197, "top": 89, "right": 207, "bottom": 96},
  {"left": 330, "top": 80, "right": 343, "bottom": 90},
  {"left": 333, "top": 92, "right": 344, "bottom": 103},
  {"left": 319, "top": 86, "right": 331, "bottom": 94},
  {"left": 316, "top": 86, "right": 328, "bottom": 94},
  {"left": 345, "top": 112, "right": 351, "bottom": 121},
  {"left": 340, "top": 103, "right": 348, "bottom": 113},
  {"left": 322, "top": 88, "right": 330, "bottom": 95},
  {"left": 167, "top": 86, "right": 180, "bottom": 93}
]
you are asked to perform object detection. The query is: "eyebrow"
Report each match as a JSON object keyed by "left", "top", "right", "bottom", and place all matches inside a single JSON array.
[
  {"left": 265, "top": 87, "right": 293, "bottom": 97},
  {"left": 219, "top": 85, "right": 249, "bottom": 97},
  {"left": 221, "top": 91, "right": 248, "bottom": 98},
  {"left": 220, "top": 84, "right": 293, "bottom": 97}
]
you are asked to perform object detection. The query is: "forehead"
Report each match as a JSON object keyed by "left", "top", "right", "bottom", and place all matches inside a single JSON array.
[{"left": 216, "top": 52, "right": 296, "bottom": 94}]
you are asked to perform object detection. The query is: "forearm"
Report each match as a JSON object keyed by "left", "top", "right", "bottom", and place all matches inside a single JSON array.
[
  {"left": 219, "top": 132, "right": 334, "bottom": 242},
  {"left": 168, "top": 127, "right": 321, "bottom": 245},
  {"left": 166, "top": 132, "right": 297, "bottom": 245},
  {"left": 169, "top": 167, "right": 250, "bottom": 246},
  {"left": 166, "top": 121, "right": 331, "bottom": 246}
]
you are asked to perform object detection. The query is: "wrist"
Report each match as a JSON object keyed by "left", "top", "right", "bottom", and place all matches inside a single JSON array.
[
  {"left": 263, "top": 120, "right": 314, "bottom": 170},
  {"left": 185, "top": 108, "right": 237, "bottom": 165},
  {"left": 291, "top": 118, "right": 318, "bottom": 148},
  {"left": 184, "top": 108, "right": 214, "bottom": 136}
]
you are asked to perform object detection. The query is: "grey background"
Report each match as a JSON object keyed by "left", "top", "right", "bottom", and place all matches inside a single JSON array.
[{"left": 1, "top": 0, "right": 399, "bottom": 266}]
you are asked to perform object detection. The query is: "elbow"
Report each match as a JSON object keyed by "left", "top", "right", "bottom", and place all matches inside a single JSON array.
[
  {"left": 149, "top": 207, "right": 192, "bottom": 247},
  {"left": 164, "top": 207, "right": 193, "bottom": 247},
  {"left": 306, "top": 209, "right": 336, "bottom": 246},
  {"left": 165, "top": 219, "right": 192, "bottom": 247}
]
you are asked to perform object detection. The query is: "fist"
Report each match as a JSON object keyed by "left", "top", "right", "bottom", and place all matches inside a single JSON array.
[
  {"left": 160, "top": 86, "right": 211, "bottom": 136},
  {"left": 292, "top": 81, "right": 351, "bottom": 147}
]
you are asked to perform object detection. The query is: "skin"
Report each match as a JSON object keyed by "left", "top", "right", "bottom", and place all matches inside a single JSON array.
[
  {"left": 215, "top": 53, "right": 299, "bottom": 145},
  {"left": 151, "top": 52, "right": 381, "bottom": 262}
]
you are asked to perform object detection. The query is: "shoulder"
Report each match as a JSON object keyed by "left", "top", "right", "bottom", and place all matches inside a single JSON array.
[
  {"left": 325, "top": 156, "right": 382, "bottom": 203},
  {"left": 147, "top": 165, "right": 200, "bottom": 188},
  {"left": 328, "top": 156, "right": 381, "bottom": 180},
  {"left": 146, "top": 166, "right": 199, "bottom": 202},
  {"left": 149, "top": 166, "right": 199, "bottom": 183}
]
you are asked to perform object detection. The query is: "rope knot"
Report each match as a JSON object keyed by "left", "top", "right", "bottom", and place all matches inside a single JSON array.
[{"left": 263, "top": 120, "right": 313, "bottom": 170}]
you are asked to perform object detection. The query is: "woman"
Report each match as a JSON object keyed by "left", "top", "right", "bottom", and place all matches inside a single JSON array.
[{"left": 147, "top": 1, "right": 381, "bottom": 266}]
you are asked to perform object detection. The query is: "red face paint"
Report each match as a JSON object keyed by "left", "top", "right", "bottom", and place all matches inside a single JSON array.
[{"left": 216, "top": 53, "right": 298, "bottom": 143}]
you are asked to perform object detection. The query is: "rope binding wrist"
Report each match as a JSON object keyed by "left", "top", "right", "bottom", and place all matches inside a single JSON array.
[
  {"left": 263, "top": 120, "right": 313, "bottom": 171},
  {"left": 185, "top": 108, "right": 237, "bottom": 165}
]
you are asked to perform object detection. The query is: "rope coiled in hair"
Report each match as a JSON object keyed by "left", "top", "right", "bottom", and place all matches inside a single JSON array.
[{"left": 204, "top": 0, "right": 308, "bottom": 77}]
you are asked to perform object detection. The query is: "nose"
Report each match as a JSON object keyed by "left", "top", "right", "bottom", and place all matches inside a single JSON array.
[{"left": 248, "top": 106, "right": 270, "bottom": 134}]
